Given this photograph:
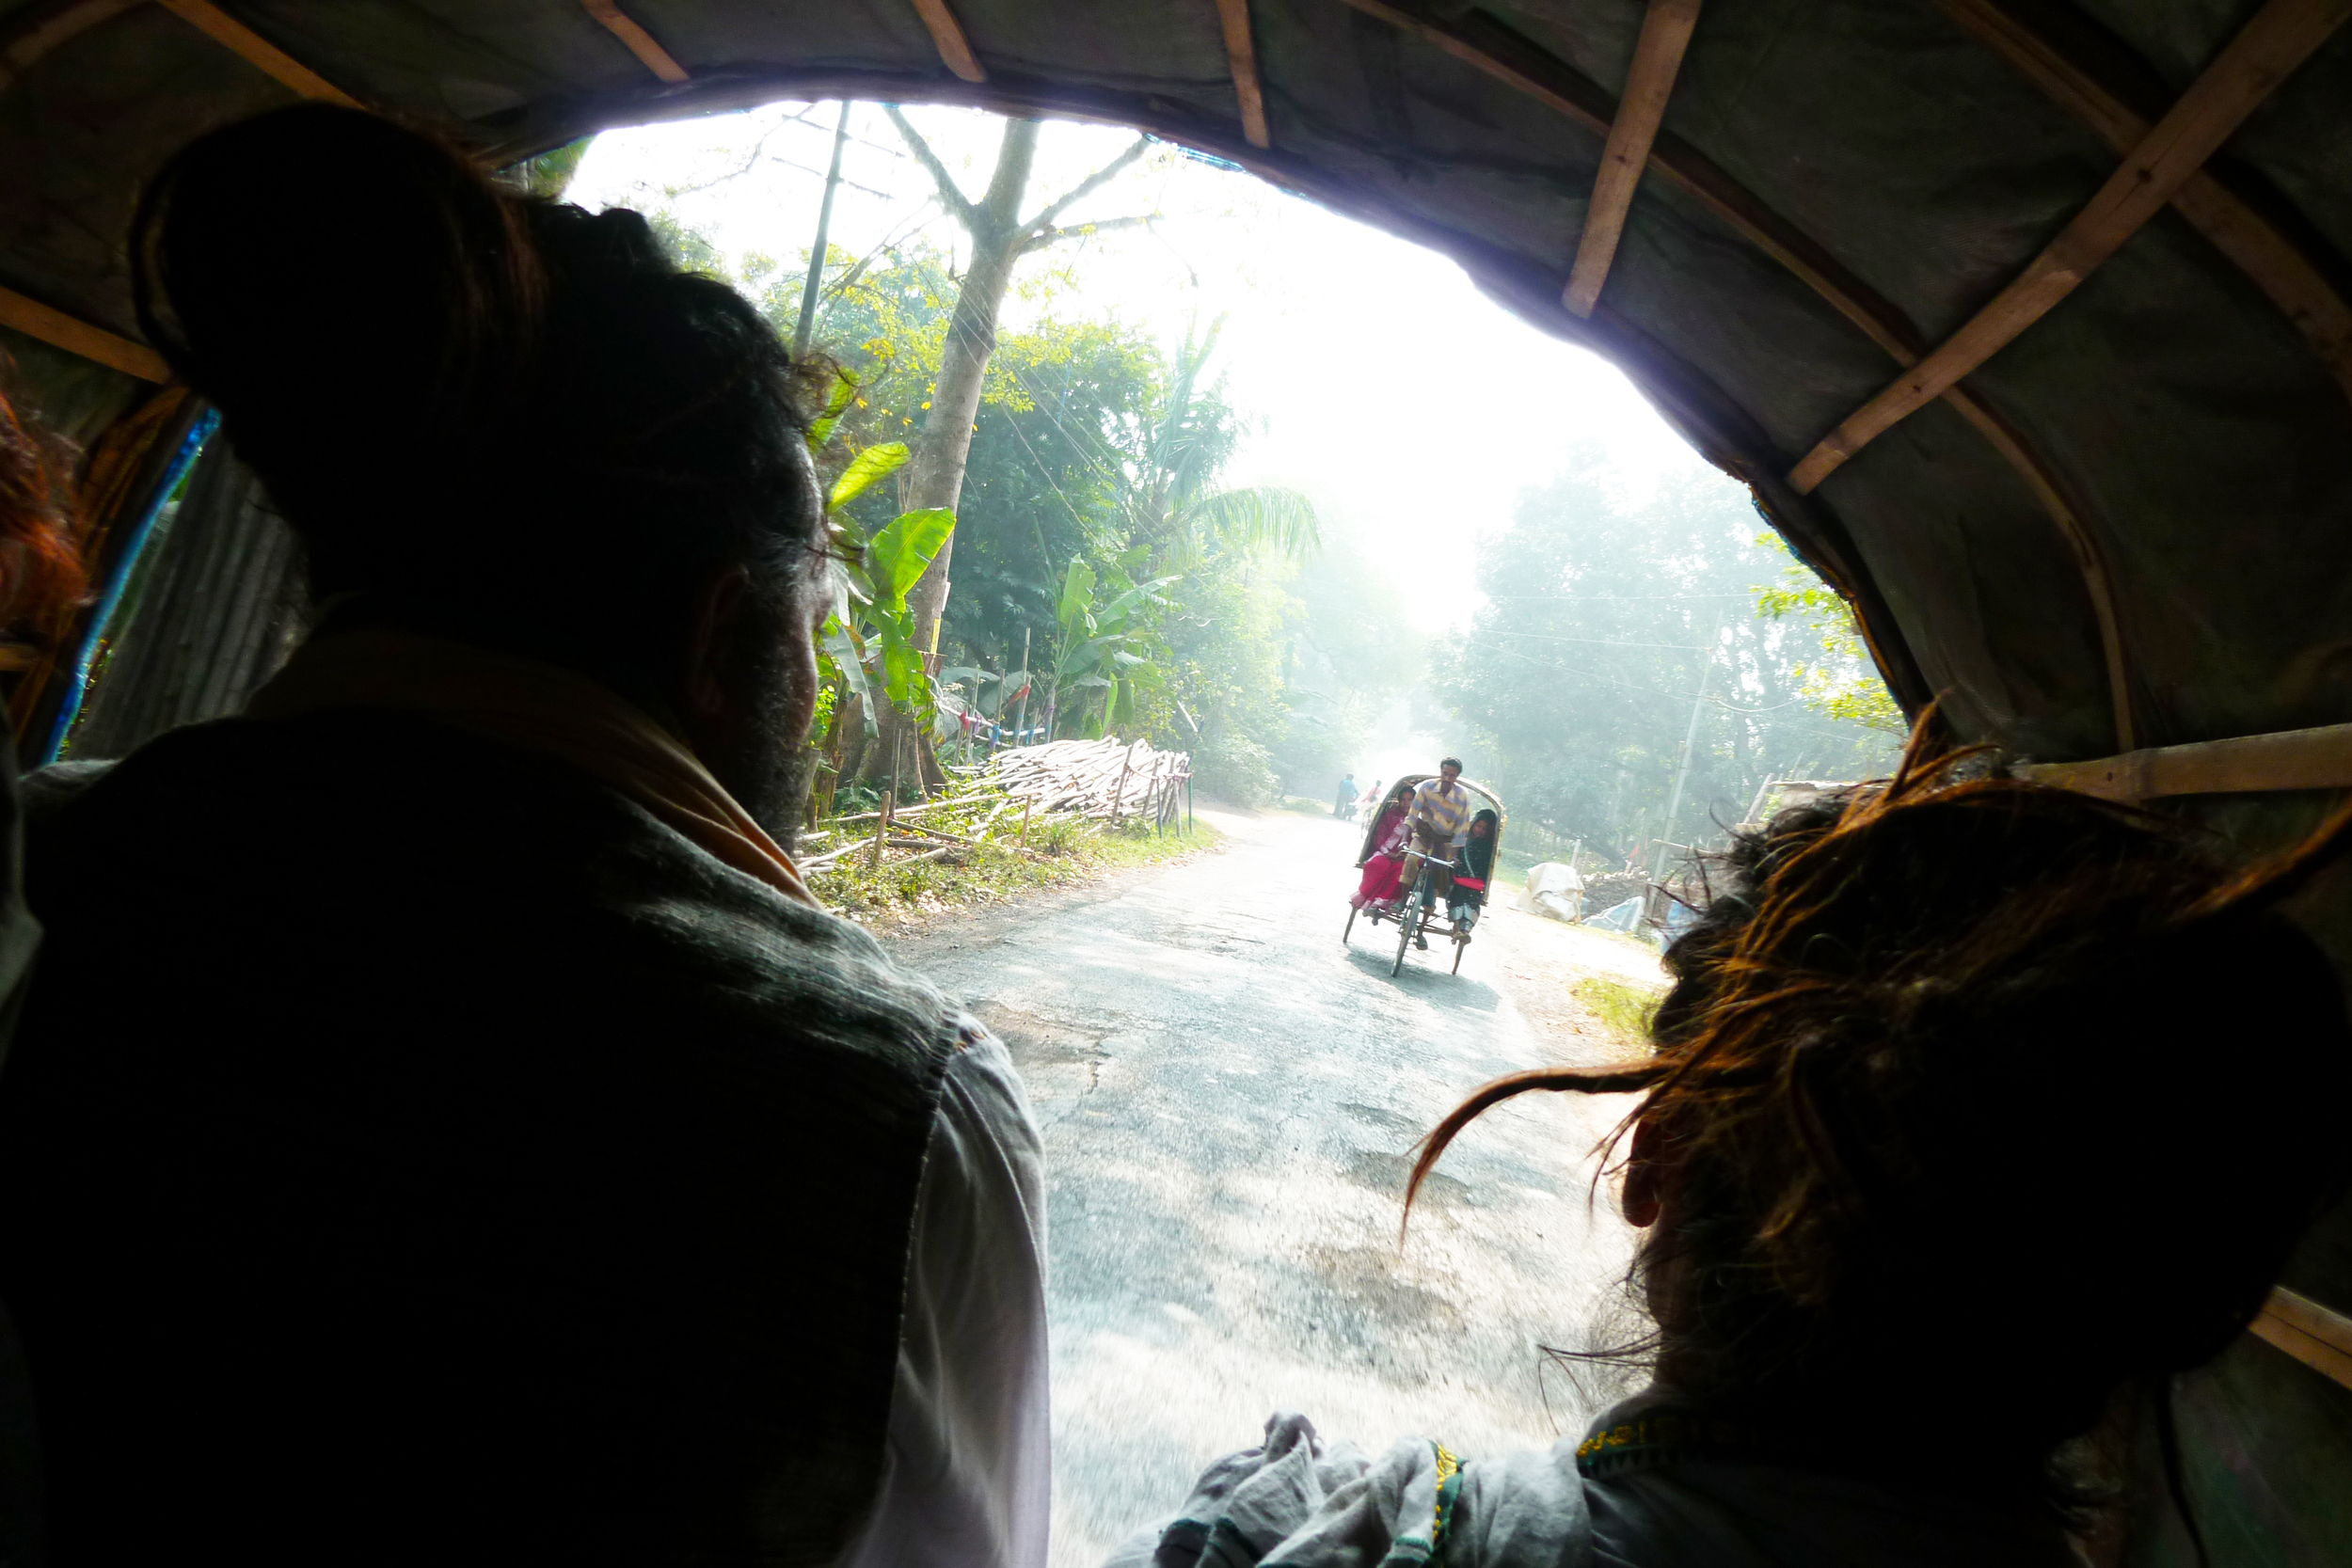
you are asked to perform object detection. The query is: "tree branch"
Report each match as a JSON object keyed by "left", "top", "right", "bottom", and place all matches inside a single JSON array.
[
  {"left": 1018, "top": 135, "right": 1152, "bottom": 242},
  {"left": 820, "top": 198, "right": 942, "bottom": 308},
  {"left": 882, "top": 104, "right": 979, "bottom": 230},
  {"left": 661, "top": 118, "right": 791, "bottom": 198},
  {"left": 1023, "top": 213, "right": 1157, "bottom": 253}
]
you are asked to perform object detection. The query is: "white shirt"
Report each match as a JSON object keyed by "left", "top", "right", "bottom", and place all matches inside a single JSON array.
[{"left": 839, "top": 1028, "right": 1051, "bottom": 1568}]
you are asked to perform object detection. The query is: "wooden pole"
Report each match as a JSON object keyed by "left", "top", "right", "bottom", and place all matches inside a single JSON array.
[
  {"left": 793, "top": 103, "right": 853, "bottom": 358},
  {"left": 1111, "top": 740, "right": 1135, "bottom": 825},
  {"left": 0, "top": 287, "right": 168, "bottom": 383},
  {"left": 579, "top": 0, "right": 690, "bottom": 82},
  {"left": 1788, "top": 0, "right": 2352, "bottom": 493},
  {"left": 1019, "top": 799, "right": 1031, "bottom": 847},
  {"left": 1933, "top": 0, "right": 2352, "bottom": 404},
  {"left": 1214, "top": 0, "right": 1273, "bottom": 148},
  {"left": 157, "top": 0, "right": 362, "bottom": 103},
  {"left": 870, "top": 788, "right": 894, "bottom": 868},
  {"left": 907, "top": 0, "right": 988, "bottom": 82},
  {"left": 1563, "top": 0, "right": 1703, "bottom": 317},
  {"left": 1661, "top": 606, "right": 1723, "bottom": 843},
  {"left": 1013, "top": 627, "right": 1031, "bottom": 746}
]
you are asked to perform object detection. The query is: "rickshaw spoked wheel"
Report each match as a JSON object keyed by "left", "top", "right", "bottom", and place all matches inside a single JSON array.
[
  {"left": 1343, "top": 906, "right": 1357, "bottom": 944},
  {"left": 1451, "top": 927, "right": 1468, "bottom": 974},
  {"left": 1391, "top": 889, "right": 1416, "bottom": 976}
]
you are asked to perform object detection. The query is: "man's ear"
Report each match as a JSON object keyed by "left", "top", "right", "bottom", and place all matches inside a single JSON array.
[
  {"left": 1623, "top": 1112, "right": 1667, "bottom": 1228},
  {"left": 684, "top": 563, "right": 753, "bottom": 721}
]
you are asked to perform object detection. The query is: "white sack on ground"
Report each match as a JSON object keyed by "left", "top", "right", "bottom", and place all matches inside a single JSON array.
[
  {"left": 1525, "top": 862, "right": 1585, "bottom": 924},
  {"left": 1534, "top": 891, "right": 1584, "bottom": 924}
]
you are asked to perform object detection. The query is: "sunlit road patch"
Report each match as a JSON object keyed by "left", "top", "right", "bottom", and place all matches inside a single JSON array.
[{"left": 888, "top": 806, "right": 1645, "bottom": 1566}]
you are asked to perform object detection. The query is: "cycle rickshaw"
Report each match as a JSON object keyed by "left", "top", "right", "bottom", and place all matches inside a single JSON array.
[{"left": 1343, "top": 775, "right": 1506, "bottom": 977}]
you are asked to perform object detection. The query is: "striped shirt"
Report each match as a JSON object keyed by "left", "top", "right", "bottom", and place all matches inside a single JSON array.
[{"left": 1409, "top": 776, "right": 1473, "bottom": 848}]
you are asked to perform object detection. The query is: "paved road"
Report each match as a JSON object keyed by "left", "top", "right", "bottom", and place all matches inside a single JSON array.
[{"left": 890, "top": 807, "right": 1646, "bottom": 1566}]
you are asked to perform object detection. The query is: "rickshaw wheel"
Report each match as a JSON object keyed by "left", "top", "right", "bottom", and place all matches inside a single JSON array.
[
  {"left": 1343, "top": 907, "right": 1357, "bottom": 944},
  {"left": 1391, "top": 895, "right": 1415, "bottom": 976},
  {"left": 1451, "top": 930, "right": 1468, "bottom": 974}
]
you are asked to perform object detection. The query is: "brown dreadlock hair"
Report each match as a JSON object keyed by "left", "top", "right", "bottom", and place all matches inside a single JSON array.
[
  {"left": 0, "top": 374, "right": 89, "bottom": 646},
  {"left": 1409, "top": 721, "right": 2352, "bottom": 1487}
]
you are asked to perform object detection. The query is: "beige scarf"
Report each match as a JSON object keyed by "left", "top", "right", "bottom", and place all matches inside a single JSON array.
[{"left": 247, "top": 629, "right": 818, "bottom": 910}]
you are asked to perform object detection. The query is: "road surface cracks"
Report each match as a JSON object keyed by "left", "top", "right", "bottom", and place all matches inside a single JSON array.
[{"left": 886, "top": 806, "right": 1647, "bottom": 1566}]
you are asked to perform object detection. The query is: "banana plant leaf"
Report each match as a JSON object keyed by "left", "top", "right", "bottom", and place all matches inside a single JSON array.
[
  {"left": 829, "top": 441, "right": 910, "bottom": 513},
  {"left": 867, "top": 507, "right": 956, "bottom": 610}
]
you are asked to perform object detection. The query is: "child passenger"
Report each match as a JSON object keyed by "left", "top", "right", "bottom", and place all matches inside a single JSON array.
[
  {"left": 1447, "top": 808, "right": 1498, "bottom": 929},
  {"left": 1113, "top": 734, "right": 2352, "bottom": 1567}
]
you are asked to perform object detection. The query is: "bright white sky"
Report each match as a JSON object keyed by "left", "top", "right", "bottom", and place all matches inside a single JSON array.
[{"left": 568, "top": 102, "right": 1721, "bottom": 631}]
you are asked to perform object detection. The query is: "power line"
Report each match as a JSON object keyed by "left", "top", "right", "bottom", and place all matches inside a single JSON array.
[
  {"left": 1480, "top": 645, "right": 1900, "bottom": 749},
  {"left": 1483, "top": 592, "right": 1753, "bottom": 602},
  {"left": 1490, "top": 629, "right": 1711, "bottom": 652}
]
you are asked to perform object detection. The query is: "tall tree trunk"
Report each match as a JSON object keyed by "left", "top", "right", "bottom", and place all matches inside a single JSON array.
[
  {"left": 902, "top": 119, "right": 1036, "bottom": 659},
  {"left": 866, "top": 111, "right": 1151, "bottom": 789}
]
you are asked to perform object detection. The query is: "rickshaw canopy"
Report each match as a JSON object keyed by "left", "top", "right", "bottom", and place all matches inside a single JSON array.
[
  {"left": 4, "top": 4, "right": 2352, "bottom": 1559},
  {"left": 1355, "top": 772, "right": 1505, "bottom": 865}
]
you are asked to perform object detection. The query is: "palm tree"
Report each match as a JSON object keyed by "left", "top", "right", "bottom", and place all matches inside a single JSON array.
[{"left": 1126, "top": 319, "right": 1321, "bottom": 564}]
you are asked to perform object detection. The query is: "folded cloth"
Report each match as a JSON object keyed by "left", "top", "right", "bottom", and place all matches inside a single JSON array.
[
  {"left": 1107, "top": 1393, "right": 2084, "bottom": 1568},
  {"left": 1104, "top": 1412, "right": 1472, "bottom": 1568},
  {"left": 247, "top": 628, "right": 818, "bottom": 910}
]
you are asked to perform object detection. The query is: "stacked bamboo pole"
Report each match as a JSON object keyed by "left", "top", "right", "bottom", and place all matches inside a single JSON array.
[{"left": 989, "top": 736, "right": 1193, "bottom": 822}]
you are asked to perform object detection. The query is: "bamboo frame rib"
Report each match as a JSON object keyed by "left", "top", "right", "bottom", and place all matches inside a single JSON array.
[
  {"left": 1564, "top": 0, "right": 1700, "bottom": 317},
  {"left": 1935, "top": 0, "right": 2352, "bottom": 406},
  {"left": 2018, "top": 720, "right": 2352, "bottom": 803},
  {"left": 1215, "top": 0, "right": 1272, "bottom": 149},
  {"left": 0, "top": 0, "right": 141, "bottom": 94},
  {"left": 1790, "top": 0, "right": 2352, "bottom": 493},
  {"left": 579, "top": 0, "right": 688, "bottom": 84},
  {"left": 2252, "top": 1287, "right": 2352, "bottom": 1392},
  {"left": 0, "top": 284, "right": 167, "bottom": 382},
  {"left": 908, "top": 0, "right": 986, "bottom": 84},
  {"left": 1336, "top": 0, "right": 2137, "bottom": 751},
  {"left": 154, "top": 0, "right": 358, "bottom": 104}
]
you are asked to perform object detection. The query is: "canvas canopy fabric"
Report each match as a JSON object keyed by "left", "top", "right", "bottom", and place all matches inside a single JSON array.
[{"left": 4, "top": 0, "right": 2351, "bottom": 768}]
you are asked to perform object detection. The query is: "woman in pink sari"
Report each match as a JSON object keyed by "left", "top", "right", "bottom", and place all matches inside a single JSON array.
[{"left": 1349, "top": 784, "right": 1415, "bottom": 911}]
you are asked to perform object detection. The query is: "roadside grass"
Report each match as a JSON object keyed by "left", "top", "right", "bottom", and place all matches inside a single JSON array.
[
  {"left": 1572, "top": 975, "right": 1662, "bottom": 1047},
  {"left": 800, "top": 778, "right": 1222, "bottom": 928},
  {"left": 1581, "top": 924, "right": 1666, "bottom": 958}
]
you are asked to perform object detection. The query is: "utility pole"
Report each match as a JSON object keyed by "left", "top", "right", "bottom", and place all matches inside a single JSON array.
[
  {"left": 1661, "top": 605, "right": 1725, "bottom": 847},
  {"left": 792, "top": 102, "right": 852, "bottom": 358},
  {"left": 1012, "top": 626, "right": 1031, "bottom": 747}
]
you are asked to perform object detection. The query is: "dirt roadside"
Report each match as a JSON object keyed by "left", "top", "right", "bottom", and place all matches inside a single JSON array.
[{"left": 1464, "top": 883, "right": 1667, "bottom": 1067}]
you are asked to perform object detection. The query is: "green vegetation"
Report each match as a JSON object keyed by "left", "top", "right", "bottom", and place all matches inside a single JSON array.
[
  {"left": 1751, "top": 534, "right": 1909, "bottom": 735},
  {"left": 631, "top": 121, "right": 1898, "bottom": 868},
  {"left": 803, "top": 778, "right": 1222, "bottom": 926},
  {"left": 1426, "top": 446, "right": 1903, "bottom": 869},
  {"left": 1572, "top": 975, "right": 1662, "bottom": 1046},
  {"left": 649, "top": 210, "right": 1410, "bottom": 809}
]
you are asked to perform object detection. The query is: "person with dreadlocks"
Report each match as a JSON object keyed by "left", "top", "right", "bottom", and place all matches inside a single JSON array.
[
  {"left": 0, "top": 362, "right": 92, "bottom": 1568},
  {"left": 1105, "top": 727, "right": 2352, "bottom": 1567}
]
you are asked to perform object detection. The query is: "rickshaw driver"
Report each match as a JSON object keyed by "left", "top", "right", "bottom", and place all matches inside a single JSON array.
[{"left": 1403, "top": 758, "right": 1473, "bottom": 948}]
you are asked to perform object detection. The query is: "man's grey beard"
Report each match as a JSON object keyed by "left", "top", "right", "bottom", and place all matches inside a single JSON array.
[
  {"left": 702, "top": 634, "right": 819, "bottom": 853},
  {"left": 726, "top": 730, "right": 819, "bottom": 853}
]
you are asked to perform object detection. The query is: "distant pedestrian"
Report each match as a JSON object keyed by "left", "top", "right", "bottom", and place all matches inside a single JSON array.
[{"left": 1333, "top": 772, "right": 1357, "bottom": 818}]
